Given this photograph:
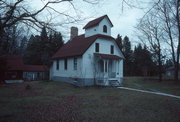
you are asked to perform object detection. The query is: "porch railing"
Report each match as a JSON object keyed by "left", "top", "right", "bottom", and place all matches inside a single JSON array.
[
  {"left": 108, "top": 72, "right": 116, "bottom": 78},
  {"left": 96, "top": 72, "right": 117, "bottom": 78}
]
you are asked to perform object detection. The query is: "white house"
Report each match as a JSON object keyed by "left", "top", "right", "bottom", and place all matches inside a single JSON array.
[{"left": 50, "top": 15, "right": 124, "bottom": 86}]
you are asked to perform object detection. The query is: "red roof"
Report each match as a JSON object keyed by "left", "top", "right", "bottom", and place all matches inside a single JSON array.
[
  {"left": 4, "top": 55, "right": 24, "bottom": 70},
  {"left": 52, "top": 34, "right": 115, "bottom": 59},
  {"left": 83, "top": 15, "right": 113, "bottom": 29},
  {"left": 95, "top": 53, "right": 123, "bottom": 60},
  {"left": 2, "top": 55, "right": 48, "bottom": 72}
]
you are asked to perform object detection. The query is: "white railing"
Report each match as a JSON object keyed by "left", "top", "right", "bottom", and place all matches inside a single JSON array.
[
  {"left": 96, "top": 72, "right": 117, "bottom": 78},
  {"left": 108, "top": 72, "right": 116, "bottom": 78},
  {"left": 95, "top": 72, "right": 120, "bottom": 86}
]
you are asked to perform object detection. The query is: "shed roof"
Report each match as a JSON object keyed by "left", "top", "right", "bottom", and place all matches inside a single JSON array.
[{"left": 2, "top": 55, "right": 48, "bottom": 72}]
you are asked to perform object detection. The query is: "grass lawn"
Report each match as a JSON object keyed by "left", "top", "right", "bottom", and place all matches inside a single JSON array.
[
  {"left": 0, "top": 80, "right": 180, "bottom": 122},
  {"left": 123, "top": 77, "right": 180, "bottom": 96}
]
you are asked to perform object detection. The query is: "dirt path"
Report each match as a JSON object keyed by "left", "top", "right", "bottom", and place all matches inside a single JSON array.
[{"left": 117, "top": 87, "right": 180, "bottom": 99}]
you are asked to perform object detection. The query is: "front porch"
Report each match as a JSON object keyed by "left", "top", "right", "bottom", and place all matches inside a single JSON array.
[{"left": 94, "top": 53, "right": 123, "bottom": 86}]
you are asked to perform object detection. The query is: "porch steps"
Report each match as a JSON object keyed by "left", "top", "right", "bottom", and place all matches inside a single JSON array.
[{"left": 109, "top": 79, "right": 121, "bottom": 86}]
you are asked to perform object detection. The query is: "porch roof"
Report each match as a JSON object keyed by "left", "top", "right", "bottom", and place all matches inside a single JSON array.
[{"left": 95, "top": 53, "right": 123, "bottom": 60}]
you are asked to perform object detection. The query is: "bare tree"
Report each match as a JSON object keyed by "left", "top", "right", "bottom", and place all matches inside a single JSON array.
[
  {"left": 0, "top": 22, "right": 26, "bottom": 54},
  {"left": 136, "top": 11, "right": 164, "bottom": 81},
  {"left": 136, "top": 0, "right": 180, "bottom": 82},
  {"left": 0, "top": 0, "right": 100, "bottom": 36},
  {"left": 175, "top": 0, "right": 180, "bottom": 82},
  {"left": 0, "top": 0, "right": 101, "bottom": 56},
  {"left": 155, "top": 0, "right": 179, "bottom": 82},
  {"left": 147, "top": 0, "right": 180, "bottom": 82}
]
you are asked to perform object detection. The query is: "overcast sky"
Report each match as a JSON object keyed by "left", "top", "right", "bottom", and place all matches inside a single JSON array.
[{"left": 31, "top": 0, "right": 149, "bottom": 45}]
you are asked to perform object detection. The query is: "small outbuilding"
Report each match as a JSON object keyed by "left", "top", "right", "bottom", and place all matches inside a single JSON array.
[{"left": 1, "top": 55, "right": 49, "bottom": 83}]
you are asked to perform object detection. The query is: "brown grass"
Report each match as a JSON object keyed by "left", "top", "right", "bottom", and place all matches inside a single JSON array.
[{"left": 0, "top": 80, "right": 180, "bottom": 122}]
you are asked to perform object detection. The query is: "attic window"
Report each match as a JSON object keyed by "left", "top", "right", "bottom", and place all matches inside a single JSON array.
[{"left": 103, "top": 25, "right": 107, "bottom": 33}]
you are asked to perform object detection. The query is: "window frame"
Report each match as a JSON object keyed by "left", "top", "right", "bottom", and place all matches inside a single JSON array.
[
  {"left": 95, "top": 43, "right": 99, "bottom": 52},
  {"left": 103, "top": 25, "right": 107, "bottom": 33},
  {"left": 64, "top": 58, "right": 67, "bottom": 70},
  {"left": 56, "top": 60, "right": 59, "bottom": 70},
  {"left": 74, "top": 57, "right": 77, "bottom": 70},
  {"left": 110, "top": 45, "right": 114, "bottom": 54}
]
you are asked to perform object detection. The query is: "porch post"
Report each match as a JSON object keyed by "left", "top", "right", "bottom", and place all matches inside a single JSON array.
[
  {"left": 116, "top": 60, "right": 118, "bottom": 74},
  {"left": 103, "top": 59, "right": 105, "bottom": 75},
  {"left": 118, "top": 60, "right": 120, "bottom": 75},
  {"left": 115, "top": 60, "right": 117, "bottom": 74},
  {"left": 107, "top": 60, "right": 109, "bottom": 74}
]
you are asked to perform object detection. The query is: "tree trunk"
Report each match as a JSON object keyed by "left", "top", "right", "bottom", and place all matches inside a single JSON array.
[
  {"left": 175, "top": 58, "right": 179, "bottom": 82},
  {"left": 175, "top": 36, "right": 180, "bottom": 83},
  {"left": 175, "top": 0, "right": 180, "bottom": 83},
  {"left": 158, "top": 53, "right": 162, "bottom": 82}
]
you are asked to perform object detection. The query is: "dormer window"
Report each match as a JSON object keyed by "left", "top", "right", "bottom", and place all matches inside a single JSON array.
[{"left": 103, "top": 25, "right": 107, "bottom": 33}]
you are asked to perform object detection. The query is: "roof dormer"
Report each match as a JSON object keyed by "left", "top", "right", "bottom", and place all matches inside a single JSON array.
[{"left": 83, "top": 15, "right": 113, "bottom": 38}]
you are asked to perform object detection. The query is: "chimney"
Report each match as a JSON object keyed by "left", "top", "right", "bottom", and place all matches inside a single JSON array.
[{"left": 70, "top": 26, "right": 78, "bottom": 40}]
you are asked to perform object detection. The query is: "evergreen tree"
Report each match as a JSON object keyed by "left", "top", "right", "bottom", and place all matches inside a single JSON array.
[
  {"left": 41, "top": 26, "right": 48, "bottom": 42},
  {"left": 133, "top": 44, "right": 156, "bottom": 76},
  {"left": 25, "top": 28, "right": 64, "bottom": 66},
  {"left": 116, "top": 34, "right": 123, "bottom": 50},
  {"left": 40, "top": 26, "right": 50, "bottom": 65},
  {"left": 25, "top": 35, "right": 42, "bottom": 65},
  {"left": 123, "top": 36, "right": 133, "bottom": 76}
]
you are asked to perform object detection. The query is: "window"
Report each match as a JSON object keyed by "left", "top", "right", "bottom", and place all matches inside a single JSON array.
[
  {"left": 103, "top": 25, "right": 107, "bottom": 33},
  {"left": 74, "top": 58, "right": 77, "bottom": 70},
  {"left": 56, "top": 60, "right": 59, "bottom": 70},
  {"left": 95, "top": 43, "right": 99, "bottom": 52},
  {"left": 111, "top": 45, "right": 114, "bottom": 54},
  {"left": 64, "top": 58, "right": 67, "bottom": 70}
]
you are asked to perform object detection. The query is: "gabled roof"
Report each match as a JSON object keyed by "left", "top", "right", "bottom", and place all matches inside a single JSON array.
[
  {"left": 52, "top": 34, "right": 115, "bottom": 59},
  {"left": 83, "top": 15, "right": 113, "bottom": 29}
]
